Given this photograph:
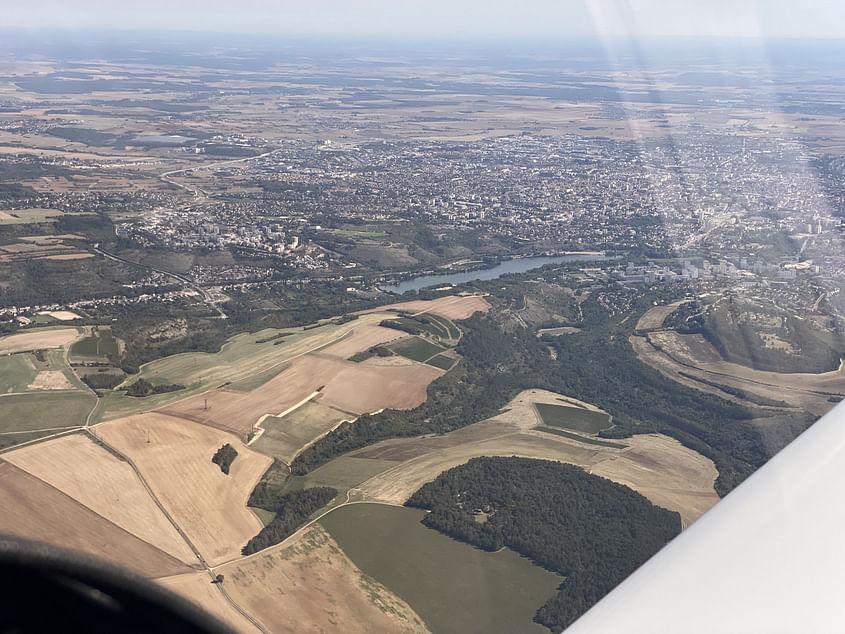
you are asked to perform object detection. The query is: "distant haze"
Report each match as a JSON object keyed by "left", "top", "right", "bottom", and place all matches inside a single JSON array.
[{"left": 5, "top": 0, "right": 845, "bottom": 40}]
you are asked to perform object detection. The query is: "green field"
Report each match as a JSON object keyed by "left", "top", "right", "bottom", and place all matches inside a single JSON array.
[
  {"left": 422, "top": 313, "right": 461, "bottom": 339},
  {"left": 251, "top": 402, "right": 349, "bottom": 463},
  {"left": 0, "top": 208, "right": 68, "bottom": 224},
  {"left": 0, "top": 349, "right": 85, "bottom": 393},
  {"left": 535, "top": 426, "right": 627, "bottom": 448},
  {"left": 389, "top": 337, "right": 446, "bottom": 363},
  {"left": 0, "top": 391, "right": 95, "bottom": 435},
  {"left": 70, "top": 328, "right": 119, "bottom": 359},
  {"left": 321, "top": 503, "right": 560, "bottom": 634},
  {"left": 390, "top": 313, "right": 460, "bottom": 340},
  {"left": 534, "top": 402, "right": 612, "bottom": 434},
  {"left": 426, "top": 353, "right": 456, "bottom": 371},
  {"left": 284, "top": 456, "right": 399, "bottom": 494},
  {"left": 96, "top": 322, "right": 355, "bottom": 422}
]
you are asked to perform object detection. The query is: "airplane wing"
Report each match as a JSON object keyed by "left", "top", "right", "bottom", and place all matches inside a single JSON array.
[{"left": 565, "top": 401, "right": 845, "bottom": 633}]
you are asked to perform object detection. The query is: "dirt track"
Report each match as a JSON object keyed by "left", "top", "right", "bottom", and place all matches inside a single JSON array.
[
  {"left": 4, "top": 433, "right": 196, "bottom": 564},
  {"left": 94, "top": 413, "right": 271, "bottom": 566},
  {"left": 0, "top": 462, "right": 191, "bottom": 578}
]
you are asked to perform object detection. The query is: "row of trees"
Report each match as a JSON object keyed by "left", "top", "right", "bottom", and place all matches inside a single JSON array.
[
  {"left": 125, "top": 378, "right": 184, "bottom": 397},
  {"left": 406, "top": 457, "right": 681, "bottom": 631}
]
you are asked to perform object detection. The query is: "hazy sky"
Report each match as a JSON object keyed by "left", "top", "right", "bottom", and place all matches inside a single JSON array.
[{"left": 6, "top": 0, "right": 845, "bottom": 40}]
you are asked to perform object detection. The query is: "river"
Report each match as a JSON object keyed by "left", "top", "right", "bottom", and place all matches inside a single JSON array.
[{"left": 379, "top": 253, "right": 610, "bottom": 294}]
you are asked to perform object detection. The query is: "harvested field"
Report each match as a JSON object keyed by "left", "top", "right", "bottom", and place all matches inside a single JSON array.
[
  {"left": 216, "top": 524, "right": 429, "bottom": 634},
  {"left": 0, "top": 462, "right": 190, "bottom": 578},
  {"left": 4, "top": 433, "right": 196, "bottom": 564},
  {"left": 93, "top": 413, "right": 271, "bottom": 566},
  {"left": 317, "top": 324, "right": 403, "bottom": 360},
  {"left": 633, "top": 332, "right": 845, "bottom": 416},
  {"left": 360, "top": 294, "right": 490, "bottom": 320},
  {"left": 252, "top": 402, "right": 351, "bottom": 464},
  {"left": 352, "top": 389, "right": 718, "bottom": 526},
  {"left": 317, "top": 361, "right": 443, "bottom": 414},
  {"left": 158, "top": 572, "right": 262, "bottom": 634},
  {"left": 40, "top": 253, "right": 94, "bottom": 260},
  {"left": 589, "top": 434, "right": 720, "bottom": 528},
  {"left": 158, "top": 355, "right": 350, "bottom": 438},
  {"left": 97, "top": 314, "right": 393, "bottom": 422},
  {"left": 321, "top": 504, "right": 557, "bottom": 634},
  {"left": 0, "top": 327, "right": 78, "bottom": 354},
  {"left": 27, "top": 370, "right": 73, "bottom": 390},
  {"left": 38, "top": 310, "right": 81, "bottom": 321}
]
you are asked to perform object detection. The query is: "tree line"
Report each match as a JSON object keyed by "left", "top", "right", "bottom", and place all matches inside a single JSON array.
[{"left": 242, "top": 487, "right": 338, "bottom": 555}]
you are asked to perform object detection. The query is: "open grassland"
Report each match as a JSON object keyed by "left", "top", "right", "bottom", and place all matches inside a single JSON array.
[
  {"left": 158, "top": 572, "right": 262, "bottom": 634},
  {"left": 0, "top": 327, "right": 79, "bottom": 354},
  {"left": 359, "top": 294, "right": 491, "bottom": 320},
  {"left": 216, "top": 524, "right": 429, "bottom": 634},
  {"left": 252, "top": 402, "right": 351, "bottom": 464},
  {"left": 93, "top": 413, "right": 271, "bottom": 566},
  {"left": 534, "top": 402, "right": 612, "bottom": 434},
  {"left": 388, "top": 336, "right": 446, "bottom": 363},
  {"left": 283, "top": 456, "right": 401, "bottom": 494},
  {"left": 321, "top": 503, "right": 559, "bottom": 634},
  {"left": 0, "top": 463, "right": 191, "bottom": 578},
  {"left": 0, "top": 353, "right": 39, "bottom": 393},
  {"left": 351, "top": 389, "right": 718, "bottom": 527},
  {"left": 0, "top": 391, "right": 95, "bottom": 434},
  {"left": 633, "top": 332, "right": 845, "bottom": 416},
  {"left": 4, "top": 433, "right": 196, "bottom": 564}
]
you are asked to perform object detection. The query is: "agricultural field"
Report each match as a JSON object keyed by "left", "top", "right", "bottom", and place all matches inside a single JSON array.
[
  {"left": 0, "top": 327, "right": 79, "bottom": 354},
  {"left": 425, "top": 353, "right": 457, "bottom": 371},
  {"left": 0, "top": 462, "right": 190, "bottom": 578},
  {"left": 283, "top": 455, "right": 401, "bottom": 495},
  {"left": 0, "top": 347, "right": 86, "bottom": 395},
  {"left": 0, "top": 207, "right": 69, "bottom": 224},
  {"left": 0, "top": 391, "right": 96, "bottom": 447},
  {"left": 533, "top": 402, "right": 612, "bottom": 434},
  {"left": 388, "top": 336, "right": 446, "bottom": 363},
  {"left": 69, "top": 327, "right": 120, "bottom": 360},
  {"left": 93, "top": 413, "right": 271, "bottom": 566},
  {"left": 359, "top": 294, "right": 491, "bottom": 320},
  {"left": 216, "top": 524, "right": 428, "bottom": 634},
  {"left": 321, "top": 503, "right": 560, "bottom": 634},
  {"left": 350, "top": 389, "right": 719, "bottom": 527},
  {"left": 3, "top": 433, "right": 196, "bottom": 564},
  {"left": 251, "top": 401, "right": 351, "bottom": 464}
]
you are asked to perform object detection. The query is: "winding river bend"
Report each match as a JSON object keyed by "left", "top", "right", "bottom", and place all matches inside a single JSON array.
[{"left": 380, "top": 253, "right": 610, "bottom": 294}]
